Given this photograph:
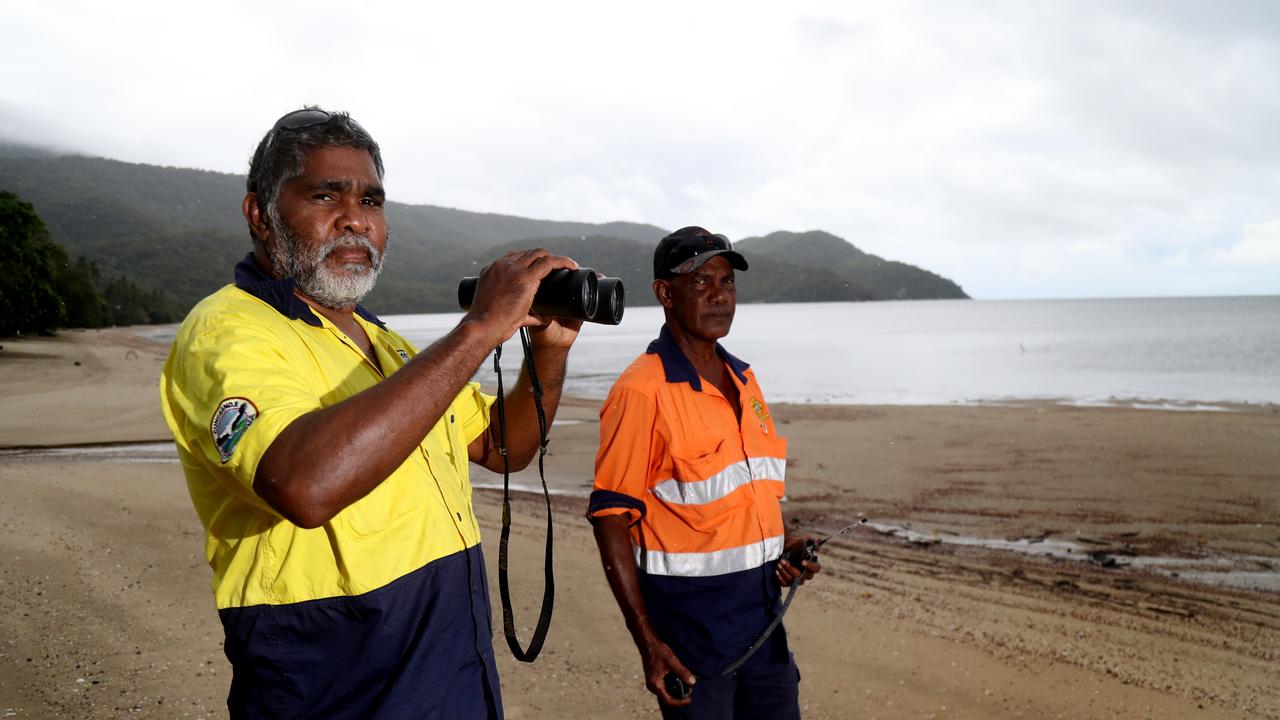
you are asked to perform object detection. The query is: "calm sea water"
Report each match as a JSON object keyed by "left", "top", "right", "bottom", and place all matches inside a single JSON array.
[{"left": 388, "top": 296, "right": 1280, "bottom": 408}]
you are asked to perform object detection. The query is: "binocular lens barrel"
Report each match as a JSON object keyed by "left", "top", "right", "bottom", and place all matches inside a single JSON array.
[
  {"left": 457, "top": 267, "right": 624, "bottom": 325},
  {"left": 592, "top": 277, "right": 624, "bottom": 325}
]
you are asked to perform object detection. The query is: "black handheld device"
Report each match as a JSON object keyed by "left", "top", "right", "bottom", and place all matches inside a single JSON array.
[
  {"left": 784, "top": 518, "right": 868, "bottom": 569},
  {"left": 663, "top": 671, "right": 691, "bottom": 700},
  {"left": 783, "top": 538, "right": 819, "bottom": 568}
]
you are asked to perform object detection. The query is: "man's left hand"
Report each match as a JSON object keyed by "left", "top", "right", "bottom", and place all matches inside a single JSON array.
[
  {"left": 776, "top": 535, "right": 822, "bottom": 587},
  {"left": 527, "top": 315, "right": 582, "bottom": 352}
]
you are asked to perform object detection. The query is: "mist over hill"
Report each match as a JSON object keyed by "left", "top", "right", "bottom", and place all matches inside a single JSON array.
[
  {"left": 0, "top": 148, "right": 967, "bottom": 315},
  {"left": 0, "top": 141, "right": 62, "bottom": 159}
]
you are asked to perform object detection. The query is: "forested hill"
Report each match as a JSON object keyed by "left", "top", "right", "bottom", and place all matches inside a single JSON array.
[
  {"left": 0, "top": 149, "right": 968, "bottom": 315},
  {"left": 736, "top": 231, "right": 968, "bottom": 301}
]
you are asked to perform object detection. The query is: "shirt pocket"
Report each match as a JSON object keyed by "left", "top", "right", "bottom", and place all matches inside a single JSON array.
[
  {"left": 669, "top": 437, "right": 727, "bottom": 485},
  {"left": 336, "top": 468, "right": 422, "bottom": 538},
  {"left": 665, "top": 438, "right": 751, "bottom": 514}
]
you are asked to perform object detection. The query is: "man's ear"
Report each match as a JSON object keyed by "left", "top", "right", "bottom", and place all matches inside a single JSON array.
[
  {"left": 652, "top": 279, "right": 674, "bottom": 309},
  {"left": 243, "top": 193, "right": 272, "bottom": 244}
]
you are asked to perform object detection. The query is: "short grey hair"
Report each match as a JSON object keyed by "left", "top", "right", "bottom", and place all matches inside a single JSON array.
[{"left": 246, "top": 106, "right": 384, "bottom": 241}]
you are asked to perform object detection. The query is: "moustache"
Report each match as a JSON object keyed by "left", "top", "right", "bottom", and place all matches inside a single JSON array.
[{"left": 319, "top": 235, "right": 382, "bottom": 267}]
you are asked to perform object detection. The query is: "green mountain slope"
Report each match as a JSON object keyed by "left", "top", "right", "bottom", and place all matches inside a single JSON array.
[
  {"left": 463, "top": 235, "right": 873, "bottom": 309},
  {"left": 0, "top": 154, "right": 669, "bottom": 313},
  {"left": 737, "top": 230, "right": 968, "bottom": 300},
  {"left": 0, "top": 151, "right": 968, "bottom": 316}
]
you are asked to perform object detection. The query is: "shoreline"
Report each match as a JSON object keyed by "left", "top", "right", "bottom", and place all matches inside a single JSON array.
[
  {"left": 2, "top": 330, "right": 1278, "bottom": 598},
  {"left": 2, "top": 328, "right": 1278, "bottom": 718},
  {"left": 4, "top": 437, "right": 1278, "bottom": 595},
  {"left": 3, "top": 436, "right": 1277, "bottom": 594}
]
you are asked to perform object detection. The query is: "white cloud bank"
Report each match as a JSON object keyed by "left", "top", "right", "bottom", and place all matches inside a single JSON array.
[
  {"left": 2, "top": 0, "right": 1279, "bottom": 298},
  {"left": 1219, "top": 221, "right": 1280, "bottom": 264}
]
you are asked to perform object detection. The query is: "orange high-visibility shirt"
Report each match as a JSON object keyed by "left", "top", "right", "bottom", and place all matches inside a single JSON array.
[{"left": 589, "top": 324, "right": 788, "bottom": 577}]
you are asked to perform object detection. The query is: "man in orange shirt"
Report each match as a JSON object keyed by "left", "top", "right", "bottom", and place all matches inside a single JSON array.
[{"left": 589, "top": 226, "right": 820, "bottom": 719}]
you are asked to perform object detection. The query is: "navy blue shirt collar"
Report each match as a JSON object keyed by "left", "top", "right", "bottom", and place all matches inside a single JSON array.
[
  {"left": 646, "top": 323, "right": 749, "bottom": 392},
  {"left": 233, "top": 253, "right": 386, "bottom": 329}
]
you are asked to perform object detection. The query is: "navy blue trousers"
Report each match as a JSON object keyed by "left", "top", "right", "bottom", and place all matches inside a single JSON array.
[
  {"left": 659, "top": 649, "right": 800, "bottom": 720},
  {"left": 220, "top": 546, "right": 502, "bottom": 720}
]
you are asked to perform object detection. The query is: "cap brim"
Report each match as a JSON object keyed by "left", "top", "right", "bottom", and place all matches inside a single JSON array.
[{"left": 669, "top": 249, "right": 749, "bottom": 276}]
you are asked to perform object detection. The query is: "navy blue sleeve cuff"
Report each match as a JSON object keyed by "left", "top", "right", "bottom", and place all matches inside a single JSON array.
[{"left": 587, "top": 490, "right": 646, "bottom": 527}]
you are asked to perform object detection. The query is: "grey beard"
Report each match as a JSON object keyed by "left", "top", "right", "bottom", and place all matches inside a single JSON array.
[{"left": 266, "top": 210, "right": 387, "bottom": 310}]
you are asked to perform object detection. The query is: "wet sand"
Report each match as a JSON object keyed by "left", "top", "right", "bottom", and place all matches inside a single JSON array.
[{"left": 1, "top": 328, "right": 1277, "bottom": 719}]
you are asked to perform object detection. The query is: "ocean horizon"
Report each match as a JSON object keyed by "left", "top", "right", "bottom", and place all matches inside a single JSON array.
[{"left": 383, "top": 295, "right": 1280, "bottom": 409}]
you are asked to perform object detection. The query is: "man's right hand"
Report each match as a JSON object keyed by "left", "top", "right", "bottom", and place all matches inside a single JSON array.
[
  {"left": 640, "top": 637, "right": 695, "bottom": 707},
  {"left": 592, "top": 514, "right": 697, "bottom": 707},
  {"left": 464, "top": 248, "right": 578, "bottom": 347},
  {"left": 254, "top": 247, "right": 577, "bottom": 529}
]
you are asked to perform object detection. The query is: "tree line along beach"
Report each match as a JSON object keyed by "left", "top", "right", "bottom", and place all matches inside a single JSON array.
[{"left": 0, "top": 326, "right": 1277, "bottom": 719}]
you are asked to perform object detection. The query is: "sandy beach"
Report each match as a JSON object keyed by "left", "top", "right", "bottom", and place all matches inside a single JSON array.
[{"left": 1, "top": 328, "right": 1277, "bottom": 719}]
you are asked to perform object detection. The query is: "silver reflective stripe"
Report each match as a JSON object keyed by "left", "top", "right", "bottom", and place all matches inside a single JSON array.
[
  {"left": 748, "top": 456, "right": 786, "bottom": 483},
  {"left": 651, "top": 460, "right": 750, "bottom": 505},
  {"left": 634, "top": 535, "right": 785, "bottom": 577},
  {"left": 651, "top": 456, "right": 786, "bottom": 506}
]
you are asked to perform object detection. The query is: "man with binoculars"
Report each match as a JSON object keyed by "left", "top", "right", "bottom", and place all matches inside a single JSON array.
[{"left": 160, "top": 107, "right": 579, "bottom": 719}]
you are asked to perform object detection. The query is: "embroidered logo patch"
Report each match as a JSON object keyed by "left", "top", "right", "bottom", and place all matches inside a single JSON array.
[
  {"left": 396, "top": 348, "right": 411, "bottom": 361},
  {"left": 211, "top": 397, "right": 258, "bottom": 464},
  {"left": 750, "top": 396, "right": 771, "bottom": 423}
]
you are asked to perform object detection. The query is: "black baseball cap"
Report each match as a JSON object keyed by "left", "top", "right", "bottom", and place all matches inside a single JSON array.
[{"left": 653, "top": 226, "right": 749, "bottom": 280}]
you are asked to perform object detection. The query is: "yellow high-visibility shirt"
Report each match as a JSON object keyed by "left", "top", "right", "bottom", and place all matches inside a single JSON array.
[{"left": 160, "top": 272, "right": 493, "bottom": 610}]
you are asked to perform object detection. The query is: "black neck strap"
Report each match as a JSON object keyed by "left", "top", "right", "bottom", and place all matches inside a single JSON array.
[{"left": 492, "top": 327, "right": 555, "bottom": 663}]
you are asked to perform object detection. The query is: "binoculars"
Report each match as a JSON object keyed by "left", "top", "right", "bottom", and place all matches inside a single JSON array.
[{"left": 458, "top": 268, "right": 624, "bottom": 325}]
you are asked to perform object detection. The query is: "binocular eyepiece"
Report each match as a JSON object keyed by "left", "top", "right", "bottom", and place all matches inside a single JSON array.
[{"left": 458, "top": 268, "right": 625, "bottom": 325}]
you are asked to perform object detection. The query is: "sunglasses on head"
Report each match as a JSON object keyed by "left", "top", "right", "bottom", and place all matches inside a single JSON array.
[
  {"left": 668, "top": 232, "right": 733, "bottom": 258},
  {"left": 258, "top": 108, "right": 369, "bottom": 157},
  {"left": 702, "top": 233, "right": 732, "bottom": 250},
  {"left": 271, "top": 108, "right": 335, "bottom": 133}
]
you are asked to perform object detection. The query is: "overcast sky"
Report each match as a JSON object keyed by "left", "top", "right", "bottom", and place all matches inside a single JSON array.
[{"left": 3, "top": 1, "right": 1279, "bottom": 299}]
